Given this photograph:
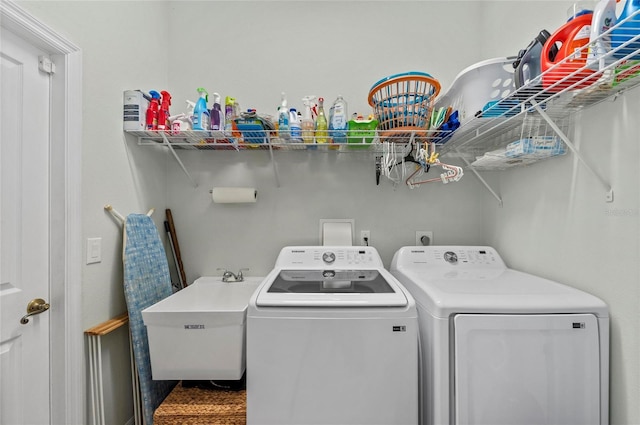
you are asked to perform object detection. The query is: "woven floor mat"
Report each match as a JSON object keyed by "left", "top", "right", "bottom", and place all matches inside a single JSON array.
[{"left": 154, "top": 382, "right": 246, "bottom": 425}]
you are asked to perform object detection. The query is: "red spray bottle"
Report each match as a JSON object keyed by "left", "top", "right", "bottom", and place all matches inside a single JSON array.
[
  {"left": 146, "top": 90, "right": 161, "bottom": 130},
  {"left": 158, "top": 90, "right": 172, "bottom": 131}
]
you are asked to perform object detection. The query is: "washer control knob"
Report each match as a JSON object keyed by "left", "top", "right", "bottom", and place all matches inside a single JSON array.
[
  {"left": 322, "top": 252, "right": 336, "bottom": 264},
  {"left": 444, "top": 251, "right": 458, "bottom": 264},
  {"left": 322, "top": 270, "right": 335, "bottom": 278}
]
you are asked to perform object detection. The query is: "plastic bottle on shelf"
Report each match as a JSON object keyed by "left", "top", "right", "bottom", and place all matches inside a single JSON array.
[
  {"left": 301, "top": 95, "right": 316, "bottom": 145},
  {"left": 224, "top": 96, "right": 235, "bottom": 134},
  {"left": 278, "top": 92, "right": 290, "bottom": 140},
  {"left": 210, "top": 92, "right": 224, "bottom": 131},
  {"left": 170, "top": 100, "right": 194, "bottom": 135},
  {"left": 315, "top": 97, "right": 328, "bottom": 144},
  {"left": 289, "top": 108, "right": 302, "bottom": 142},
  {"left": 329, "top": 95, "right": 348, "bottom": 144},
  {"left": 192, "top": 88, "right": 210, "bottom": 131},
  {"left": 145, "top": 90, "right": 161, "bottom": 130},
  {"left": 587, "top": 0, "right": 618, "bottom": 70},
  {"left": 169, "top": 113, "right": 191, "bottom": 135},
  {"left": 157, "top": 90, "right": 172, "bottom": 131},
  {"left": 612, "top": 0, "right": 640, "bottom": 60}
]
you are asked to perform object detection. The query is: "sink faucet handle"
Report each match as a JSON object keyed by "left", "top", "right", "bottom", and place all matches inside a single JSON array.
[{"left": 237, "top": 268, "right": 249, "bottom": 280}]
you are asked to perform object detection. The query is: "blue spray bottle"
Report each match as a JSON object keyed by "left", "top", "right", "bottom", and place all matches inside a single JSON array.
[{"left": 192, "top": 88, "right": 210, "bottom": 131}]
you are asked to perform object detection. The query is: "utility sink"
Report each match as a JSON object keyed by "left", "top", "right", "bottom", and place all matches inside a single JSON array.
[{"left": 142, "top": 276, "right": 264, "bottom": 381}]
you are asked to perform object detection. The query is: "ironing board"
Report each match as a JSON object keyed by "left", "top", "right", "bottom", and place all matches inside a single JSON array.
[{"left": 123, "top": 213, "right": 177, "bottom": 424}]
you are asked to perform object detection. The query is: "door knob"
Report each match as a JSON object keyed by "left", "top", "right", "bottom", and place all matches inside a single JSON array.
[{"left": 20, "top": 298, "right": 50, "bottom": 325}]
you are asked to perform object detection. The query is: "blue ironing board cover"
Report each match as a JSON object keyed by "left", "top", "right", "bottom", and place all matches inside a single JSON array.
[{"left": 123, "top": 213, "right": 176, "bottom": 424}]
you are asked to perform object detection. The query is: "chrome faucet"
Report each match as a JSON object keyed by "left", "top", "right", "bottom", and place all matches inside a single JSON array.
[{"left": 217, "top": 268, "right": 249, "bottom": 282}]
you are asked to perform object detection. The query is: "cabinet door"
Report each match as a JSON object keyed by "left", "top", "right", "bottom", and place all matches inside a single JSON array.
[{"left": 453, "top": 314, "right": 600, "bottom": 425}]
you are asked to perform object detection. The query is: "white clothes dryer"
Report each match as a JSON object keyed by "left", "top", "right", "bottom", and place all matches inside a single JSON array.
[
  {"left": 390, "top": 246, "right": 609, "bottom": 425},
  {"left": 247, "top": 246, "right": 418, "bottom": 425}
]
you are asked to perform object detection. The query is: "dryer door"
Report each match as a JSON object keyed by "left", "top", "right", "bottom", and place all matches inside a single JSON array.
[{"left": 453, "top": 314, "right": 600, "bottom": 424}]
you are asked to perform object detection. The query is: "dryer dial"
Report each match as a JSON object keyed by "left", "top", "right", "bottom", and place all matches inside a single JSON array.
[{"left": 444, "top": 251, "right": 458, "bottom": 264}]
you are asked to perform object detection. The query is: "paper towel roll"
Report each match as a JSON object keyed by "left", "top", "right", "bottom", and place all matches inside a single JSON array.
[{"left": 211, "top": 187, "right": 257, "bottom": 203}]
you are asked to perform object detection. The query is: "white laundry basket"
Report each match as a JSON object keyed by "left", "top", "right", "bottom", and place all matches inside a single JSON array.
[{"left": 434, "top": 57, "right": 517, "bottom": 124}]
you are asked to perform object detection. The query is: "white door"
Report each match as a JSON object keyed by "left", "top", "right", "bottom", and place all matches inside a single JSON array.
[
  {"left": 1, "top": 27, "right": 52, "bottom": 425},
  {"left": 453, "top": 313, "right": 601, "bottom": 425}
]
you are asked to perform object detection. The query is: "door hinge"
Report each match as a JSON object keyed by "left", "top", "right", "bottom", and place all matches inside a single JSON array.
[{"left": 38, "top": 55, "right": 56, "bottom": 74}]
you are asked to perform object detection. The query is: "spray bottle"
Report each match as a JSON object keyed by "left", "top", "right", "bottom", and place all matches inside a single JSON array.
[
  {"left": 145, "top": 90, "right": 161, "bottom": 130},
  {"left": 210, "top": 92, "right": 224, "bottom": 131},
  {"left": 169, "top": 101, "right": 195, "bottom": 135},
  {"left": 169, "top": 113, "right": 189, "bottom": 135},
  {"left": 278, "top": 92, "right": 290, "bottom": 140},
  {"left": 315, "top": 97, "right": 328, "bottom": 144},
  {"left": 157, "top": 90, "right": 172, "bottom": 131},
  {"left": 587, "top": 0, "right": 618, "bottom": 70},
  {"left": 192, "top": 88, "right": 210, "bottom": 131},
  {"left": 301, "top": 95, "right": 316, "bottom": 144}
]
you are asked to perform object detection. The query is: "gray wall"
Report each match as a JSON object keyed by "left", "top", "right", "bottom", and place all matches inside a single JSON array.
[
  {"left": 482, "top": 94, "right": 640, "bottom": 423},
  {"left": 18, "top": 1, "right": 639, "bottom": 424}
]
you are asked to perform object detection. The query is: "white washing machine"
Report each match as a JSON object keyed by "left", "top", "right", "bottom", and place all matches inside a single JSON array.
[
  {"left": 247, "top": 246, "right": 419, "bottom": 425},
  {"left": 390, "top": 246, "right": 609, "bottom": 425}
]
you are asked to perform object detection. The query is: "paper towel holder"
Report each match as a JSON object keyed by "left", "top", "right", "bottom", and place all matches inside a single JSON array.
[
  {"left": 209, "top": 187, "right": 257, "bottom": 204},
  {"left": 319, "top": 219, "right": 355, "bottom": 246}
]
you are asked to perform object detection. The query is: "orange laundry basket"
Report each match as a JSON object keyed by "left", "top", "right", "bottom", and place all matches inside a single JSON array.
[{"left": 368, "top": 72, "right": 441, "bottom": 140}]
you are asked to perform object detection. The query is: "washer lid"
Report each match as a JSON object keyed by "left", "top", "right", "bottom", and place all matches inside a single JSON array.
[{"left": 256, "top": 269, "right": 409, "bottom": 307}]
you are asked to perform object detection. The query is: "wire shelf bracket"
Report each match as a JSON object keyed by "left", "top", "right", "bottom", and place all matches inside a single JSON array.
[
  {"left": 530, "top": 99, "right": 613, "bottom": 203},
  {"left": 457, "top": 149, "right": 503, "bottom": 207},
  {"left": 160, "top": 132, "right": 198, "bottom": 188}
]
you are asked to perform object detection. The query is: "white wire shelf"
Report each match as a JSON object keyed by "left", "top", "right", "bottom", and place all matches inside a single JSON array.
[
  {"left": 127, "top": 128, "right": 453, "bottom": 153},
  {"left": 126, "top": 10, "right": 639, "bottom": 199},
  {"left": 436, "top": 9, "right": 640, "bottom": 173}
]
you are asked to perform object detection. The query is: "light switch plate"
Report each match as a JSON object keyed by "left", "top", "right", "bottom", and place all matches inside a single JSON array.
[{"left": 86, "top": 237, "right": 102, "bottom": 264}]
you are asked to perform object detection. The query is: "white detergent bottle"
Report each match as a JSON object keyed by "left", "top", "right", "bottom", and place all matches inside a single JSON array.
[
  {"left": 329, "top": 95, "right": 348, "bottom": 144},
  {"left": 289, "top": 108, "right": 302, "bottom": 142},
  {"left": 587, "top": 0, "right": 617, "bottom": 70}
]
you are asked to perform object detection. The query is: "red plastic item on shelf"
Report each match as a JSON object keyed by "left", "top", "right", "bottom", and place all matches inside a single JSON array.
[
  {"left": 157, "top": 91, "right": 172, "bottom": 131},
  {"left": 541, "top": 12, "right": 600, "bottom": 92},
  {"left": 146, "top": 90, "right": 160, "bottom": 130}
]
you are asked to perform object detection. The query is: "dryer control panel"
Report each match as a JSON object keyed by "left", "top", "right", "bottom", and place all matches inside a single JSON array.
[
  {"left": 392, "top": 246, "right": 506, "bottom": 271},
  {"left": 440, "top": 248, "right": 499, "bottom": 265},
  {"left": 275, "top": 246, "right": 383, "bottom": 268}
]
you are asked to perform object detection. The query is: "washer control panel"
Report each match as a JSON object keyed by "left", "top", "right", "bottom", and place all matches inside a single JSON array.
[{"left": 276, "top": 246, "right": 383, "bottom": 268}]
